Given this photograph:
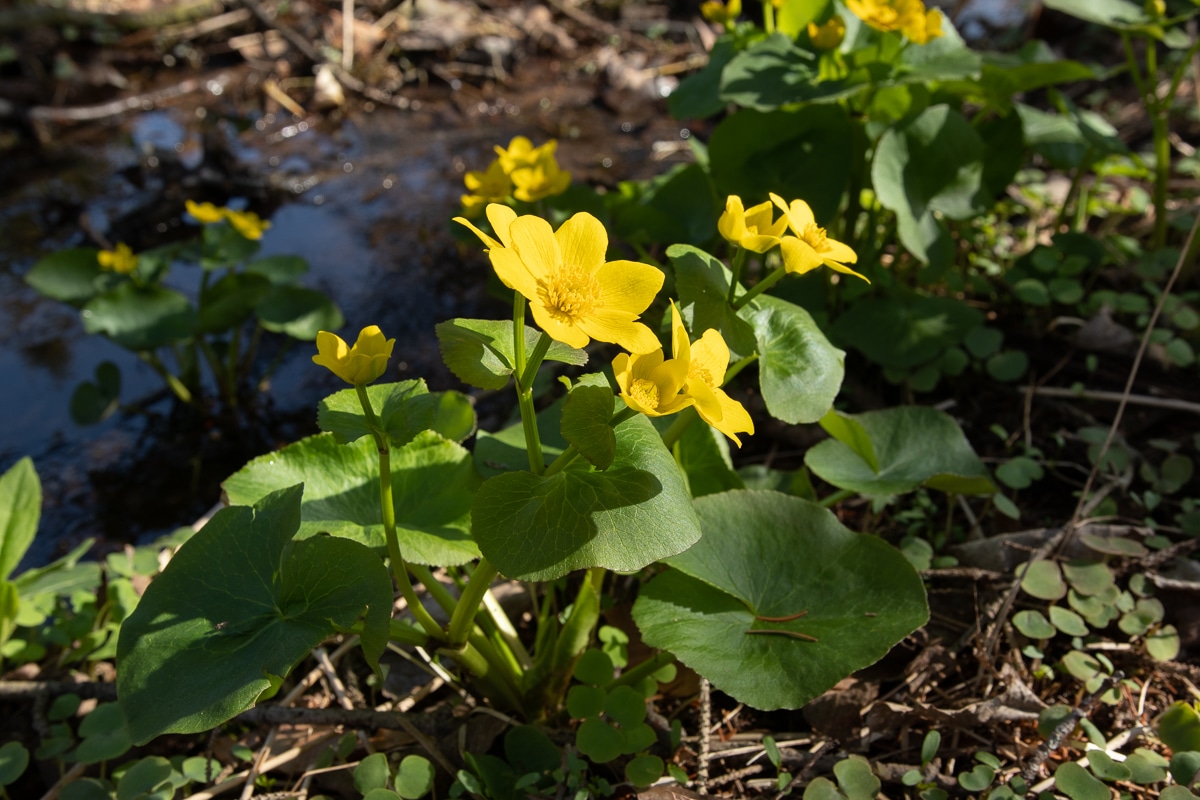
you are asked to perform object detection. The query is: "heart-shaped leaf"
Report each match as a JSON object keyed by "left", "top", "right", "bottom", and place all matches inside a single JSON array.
[
  {"left": 667, "top": 244, "right": 757, "bottom": 361},
  {"left": 805, "top": 406, "right": 995, "bottom": 497},
  {"left": 318, "top": 381, "right": 475, "bottom": 446},
  {"left": 82, "top": 284, "right": 196, "bottom": 351},
  {"left": 117, "top": 485, "right": 393, "bottom": 744},
  {"left": 747, "top": 295, "right": 845, "bottom": 425},
  {"left": 436, "top": 319, "right": 587, "bottom": 391},
  {"left": 472, "top": 415, "right": 700, "bottom": 580},
  {"left": 25, "top": 248, "right": 107, "bottom": 305},
  {"left": 560, "top": 384, "right": 616, "bottom": 470},
  {"left": 633, "top": 490, "right": 928, "bottom": 710},
  {"left": 223, "top": 432, "right": 479, "bottom": 566},
  {"left": 256, "top": 286, "right": 344, "bottom": 340}
]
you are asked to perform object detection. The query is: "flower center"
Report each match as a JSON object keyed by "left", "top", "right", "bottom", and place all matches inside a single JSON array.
[
  {"left": 690, "top": 365, "right": 716, "bottom": 388},
  {"left": 541, "top": 265, "right": 600, "bottom": 323},
  {"left": 629, "top": 378, "right": 660, "bottom": 410},
  {"left": 801, "top": 222, "right": 828, "bottom": 251}
]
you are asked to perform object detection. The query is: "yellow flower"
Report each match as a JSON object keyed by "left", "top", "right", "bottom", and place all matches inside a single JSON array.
[
  {"left": 670, "top": 304, "right": 754, "bottom": 446},
  {"left": 844, "top": 0, "right": 921, "bottom": 33},
  {"left": 901, "top": 6, "right": 943, "bottom": 44},
  {"left": 461, "top": 158, "right": 514, "bottom": 218},
  {"left": 312, "top": 325, "right": 395, "bottom": 385},
  {"left": 97, "top": 242, "right": 137, "bottom": 275},
  {"left": 613, "top": 322, "right": 693, "bottom": 418},
  {"left": 185, "top": 200, "right": 226, "bottom": 224},
  {"left": 717, "top": 195, "right": 788, "bottom": 253},
  {"left": 494, "top": 136, "right": 539, "bottom": 174},
  {"left": 808, "top": 15, "right": 846, "bottom": 50},
  {"left": 225, "top": 209, "right": 271, "bottom": 240},
  {"left": 510, "top": 141, "right": 571, "bottom": 203},
  {"left": 455, "top": 205, "right": 663, "bottom": 353},
  {"left": 701, "top": 0, "right": 741, "bottom": 28},
  {"left": 769, "top": 193, "right": 868, "bottom": 283}
]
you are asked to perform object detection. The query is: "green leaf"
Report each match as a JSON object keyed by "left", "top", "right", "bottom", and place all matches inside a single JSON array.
[
  {"left": 625, "top": 755, "right": 665, "bottom": 788},
  {"left": 574, "top": 648, "right": 615, "bottom": 686},
  {"left": 505, "top": 725, "right": 561, "bottom": 774},
  {"left": 435, "top": 319, "right": 587, "bottom": 391},
  {"left": 82, "top": 284, "right": 196, "bottom": 351},
  {"left": 256, "top": 285, "right": 344, "bottom": 340},
  {"left": 60, "top": 780, "right": 113, "bottom": 800},
  {"left": 803, "top": 777, "right": 845, "bottom": 800},
  {"left": 895, "top": 17, "right": 980, "bottom": 82},
  {"left": 244, "top": 255, "right": 309, "bottom": 284},
  {"left": 197, "top": 273, "right": 271, "bottom": 334},
  {"left": 633, "top": 491, "right": 928, "bottom": 710},
  {"left": 1042, "top": 0, "right": 1149, "bottom": 27},
  {"left": 835, "top": 756, "right": 880, "bottom": 800},
  {"left": 985, "top": 350, "right": 1029, "bottom": 382},
  {"left": 1124, "top": 748, "right": 1169, "bottom": 785},
  {"left": 566, "top": 685, "right": 607, "bottom": 719},
  {"left": 0, "top": 457, "right": 40, "bottom": 581},
  {"left": 1147, "top": 624, "right": 1180, "bottom": 662},
  {"left": 668, "top": 244, "right": 757, "bottom": 360},
  {"left": 1170, "top": 751, "right": 1200, "bottom": 787},
  {"left": 1080, "top": 533, "right": 1146, "bottom": 557},
  {"left": 0, "top": 741, "right": 29, "bottom": 786},
  {"left": 804, "top": 406, "right": 995, "bottom": 497},
  {"left": 921, "top": 731, "right": 941, "bottom": 765},
  {"left": 318, "top": 381, "right": 476, "bottom": 446},
  {"left": 673, "top": 420, "right": 744, "bottom": 499},
  {"left": 669, "top": 35, "right": 738, "bottom": 120},
  {"left": 873, "top": 105, "right": 986, "bottom": 234},
  {"left": 1088, "top": 751, "right": 1131, "bottom": 782},
  {"left": 1161, "top": 786, "right": 1200, "bottom": 800},
  {"left": 355, "top": 753, "right": 391, "bottom": 793},
  {"left": 708, "top": 106, "right": 854, "bottom": 224},
  {"left": 719, "top": 34, "right": 818, "bottom": 112},
  {"left": 1061, "top": 650, "right": 1105, "bottom": 683},
  {"left": 472, "top": 415, "right": 699, "bottom": 580},
  {"left": 70, "top": 361, "right": 122, "bottom": 426},
  {"left": 26, "top": 248, "right": 106, "bottom": 305},
  {"left": 833, "top": 294, "right": 983, "bottom": 370},
  {"left": 957, "top": 765, "right": 995, "bottom": 792},
  {"left": 604, "top": 685, "right": 647, "bottom": 727},
  {"left": 612, "top": 164, "right": 719, "bottom": 247},
  {"left": 13, "top": 539, "right": 98, "bottom": 598},
  {"left": 819, "top": 411, "right": 878, "bottom": 473},
  {"left": 748, "top": 295, "right": 845, "bottom": 425},
  {"left": 117, "top": 485, "right": 394, "bottom": 743},
  {"left": 223, "top": 432, "right": 480, "bottom": 566},
  {"left": 74, "top": 703, "right": 133, "bottom": 764},
  {"left": 1119, "top": 597, "right": 1164, "bottom": 636},
  {"left": 1054, "top": 762, "right": 1109, "bottom": 800},
  {"left": 1019, "top": 560, "right": 1067, "bottom": 601},
  {"left": 1013, "top": 610, "right": 1056, "bottom": 639},
  {"left": 1049, "top": 605, "right": 1089, "bottom": 637},
  {"left": 577, "top": 719, "right": 623, "bottom": 764},
  {"left": 396, "top": 755, "right": 435, "bottom": 799},
  {"left": 1015, "top": 103, "right": 1126, "bottom": 170},
  {"left": 560, "top": 385, "right": 616, "bottom": 470},
  {"left": 995, "top": 456, "right": 1044, "bottom": 490},
  {"left": 1063, "top": 561, "right": 1114, "bottom": 596},
  {"left": 115, "top": 757, "right": 174, "bottom": 800}
]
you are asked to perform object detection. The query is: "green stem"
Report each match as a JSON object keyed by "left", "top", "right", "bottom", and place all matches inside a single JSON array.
[
  {"left": 724, "top": 353, "right": 758, "bottom": 384},
  {"left": 818, "top": 488, "right": 855, "bottom": 508},
  {"left": 726, "top": 247, "right": 747, "bottom": 306},
  {"left": 1147, "top": 41, "right": 1170, "bottom": 249},
  {"left": 197, "top": 338, "right": 236, "bottom": 409},
  {"left": 732, "top": 265, "right": 788, "bottom": 311},
  {"left": 355, "top": 384, "right": 445, "bottom": 640},
  {"left": 407, "top": 564, "right": 458, "bottom": 616},
  {"left": 520, "top": 333, "right": 553, "bottom": 390},
  {"left": 447, "top": 558, "right": 499, "bottom": 647},
  {"left": 139, "top": 352, "right": 194, "bottom": 405},
  {"left": 762, "top": 0, "right": 774, "bottom": 34},
  {"left": 604, "top": 650, "right": 677, "bottom": 691},
  {"left": 511, "top": 294, "right": 545, "bottom": 475},
  {"left": 661, "top": 406, "right": 698, "bottom": 449}
]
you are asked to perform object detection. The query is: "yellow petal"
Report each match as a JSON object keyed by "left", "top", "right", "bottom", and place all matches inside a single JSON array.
[
  {"left": 594, "top": 260, "right": 664, "bottom": 315},
  {"left": 824, "top": 259, "right": 872, "bottom": 283},
  {"left": 670, "top": 301, "right": 691, "bottom": 364},
  {"left": 686, "top": 380, "right": 726, "bottom": 429},
  {"left": 650, "top": 355, "right": 691, "bottom": 398},
  {"left": 489, "top": 246, "right": 539, "bottom": 299},
  {"left": 629, "top": 348, "right": 665, "bottom": 380},
  {"left": 453, "top": 216, "right": 502, "bottom": 250},
  {"left": 690, "top": 329, "right": 731, "bottom": 386},
  {"left": 739, "top": 232, "right": 783, "bottom": 254},
  {"left": 579, "top": 311, "right": 661, "bottom": 354},
  {"left": 509, "top": 215, "right": 561, "bottom": 283},
  {"left": 718, "top": 195, "right": 748, "bottom": 243},
  {"left": 708, "top": 387, "right": 754, "bottom": 446},
  {"left": 530, "top": 302, "right": 591, "bottom": 349},
  {"left": 779, "top": 237, "right": 825, "bottom": 274},
  {"left": 555, "top": 212, "right": 608, "bottom": 274},
  {"left": 821, "top": 238, "right": 858, "bottom": 264}
]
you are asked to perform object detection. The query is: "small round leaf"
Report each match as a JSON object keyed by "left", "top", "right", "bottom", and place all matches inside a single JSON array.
[
  {"left": 625, "top": 755, "right": 665, "bottom": 788},
  {"left": 395, "top": 755, "right": 435, "bottom": 799}
]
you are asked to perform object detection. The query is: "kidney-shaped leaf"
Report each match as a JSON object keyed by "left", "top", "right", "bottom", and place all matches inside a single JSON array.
[
  {"left": 633, "top": 490, "right": 928, "bottom": 710},
  {"left": 223, "top": 431, "right": 479, "bottom": 566},
  {"left": 82, "top": 284, "right": 196, "bottom": 351},
  {"left": 805, "top": 406, "right": 995, "bottom": 496},
  {"left": 25, "top": 249, "right": 107, "bottom": 305},
  {"left": 318, "top": 380, "right": 475, "bottom": 447},
  {"left": 472, "top": 415, "right": 700, "bottom": 581},
  {"left": 436, "top": 319, "right": 587, "bottom": 391},
  {"left": 256, "top": 285, "right": 344, "bottom": 340},
  {"left": 668, "top": 245, "right": 757, "bottom": 362},
  {"left": 117, "top": 485, "right": 393, "bottom": 744},
  {"left": 747, "top": 295, "right": 844, "bottom": 424}
]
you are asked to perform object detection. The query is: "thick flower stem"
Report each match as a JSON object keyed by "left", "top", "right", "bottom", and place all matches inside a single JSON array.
[
  {"left": 732, "top": 266, "right": 787, "bottom": 311},
  {"left": 355, "top": 384, "right": 445, "bottom": 641},
  {"left": 139, "top": 352, "right": 194, "bottom": 405},
  {"left": 724, "top": 353, "right": 758, "bottom": 384},
  {"left": 447, "top": 557, "right": 499, "bottom": 648},
  {"left": 603, "top": 649, "right": 677, "bottom": 691},
  {"left": 725, "top": 247, "right": 747, "bottom": 306},
  {"left": 512, "top": 294, "right": 545, "bottom": 475},
  {"left": 661, "top": 406, "right": 699, "bottom": 449}
]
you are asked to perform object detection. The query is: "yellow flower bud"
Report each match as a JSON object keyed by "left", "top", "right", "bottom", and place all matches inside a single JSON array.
[
  {"left": 312, "top": 326, "right": 396, "bottom": 385},
  {"left": 808, "top": 15, "right": 846, "bottom": 50},
  {"left": 97, "top": 242, "right": 137, "bottom": 275}
]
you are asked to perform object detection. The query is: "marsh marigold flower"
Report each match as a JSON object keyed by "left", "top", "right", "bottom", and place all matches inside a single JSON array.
[
  {"left": 185, "top": 200, "right": 226, "bottom": 224},
  {"left": 461, "top": 159, "right": 513, "bottom": 218},
  {"left": 901, "top": 6, "right": 943, "bottom": 44},
  {"left": 98, "top": 242, "right": 137, "bottom": 275},
  {"left": 225, "top": 209, "right": 271, "bottom": 240},
  {"left": 613, "top": 315, "right": 692, "bottom": 418},
  {"left": 671, "top": 304, "right": 753, "bottom": 446},
  {"left": 770, "top": 193, "right": 868, "bottom": 283},
  {"left": 845, "top": 0, "right": 942, "bottom": 42},
  {"left": 717, "top": 195, "right": 787, "bottom": 253},
  {"left": 455, "top": 205, "right": 663, "bottom": 353},
  {"left": 701, "top": 0, "right": 740, "bottom": 29},
  {"left": 510, "top": 142, "right": 571, "bottom": 203},
  {"left": 808, "top": 15, "right": 846, "bottom": 50},
  {"left": 312, "top": 325, "right": 395, "bottom": 385}
]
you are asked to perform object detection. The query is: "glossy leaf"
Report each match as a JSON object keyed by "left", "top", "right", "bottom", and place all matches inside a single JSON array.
[
  {"left": 256, "top": 285, "right": 344, "bottom": 340},
  {"left": 82, "top": 284, "right": 195, "bottom": 351},
  {"left": 117, "top": 485, "right": 393, "bottom": 743},
  {"left": 667, "top": 245, "right": 757, "bottom": 361},
  {"left": 25, "top": 248, "right": 107, "bottom": 305},
  {"left": 1020, "top": 560, "right": 1067, "bottom": 601},
  {"left": 224, "top": 432, "right": 480, "bottom": 566},
  {"left": 673, "top": 418, "right": 744, "bottom": 498},
  {"left": 0, "top": 741, "right": 29, "bottom": 787},
  {"left": 804, "top": 406, "right": 995, "bottom": 497},
  {"left": 748, "top": 295, "right": 845, "bottom": 425},
  {"left": 473, "top": 415, "right": 699, "bottom": 580},
  {"left": 0, "top": 457, "right": 40, "bottom": 581},
  {"left": 633, "top": 491, "right": 928, "bottom": 710},
  {"left": 833, "top": 294, "right": 982, "bottom": 370},
  {"left": 669, "top": 36, "right": 738, "bottom": 120},
  {"left": 1054, "top": 762, "right": 1109, "bottom": 800},
  {"left": 719, "top": 34, "right": 818, "bottom": 111},
  {"left": 436, "top": 319, "right": 587, "bottom": 391},
  {"left": 560, "top": 384, "right": 616, "bottom": 470},
  {"left": 244, "top": 255, "right": 309, "bottom": 284},
  {"left": 318, "top": 380, "right": 475, "bottom": 446},
  {"left": 197, "top": 273, "right": 271, "bottom": 334}
]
